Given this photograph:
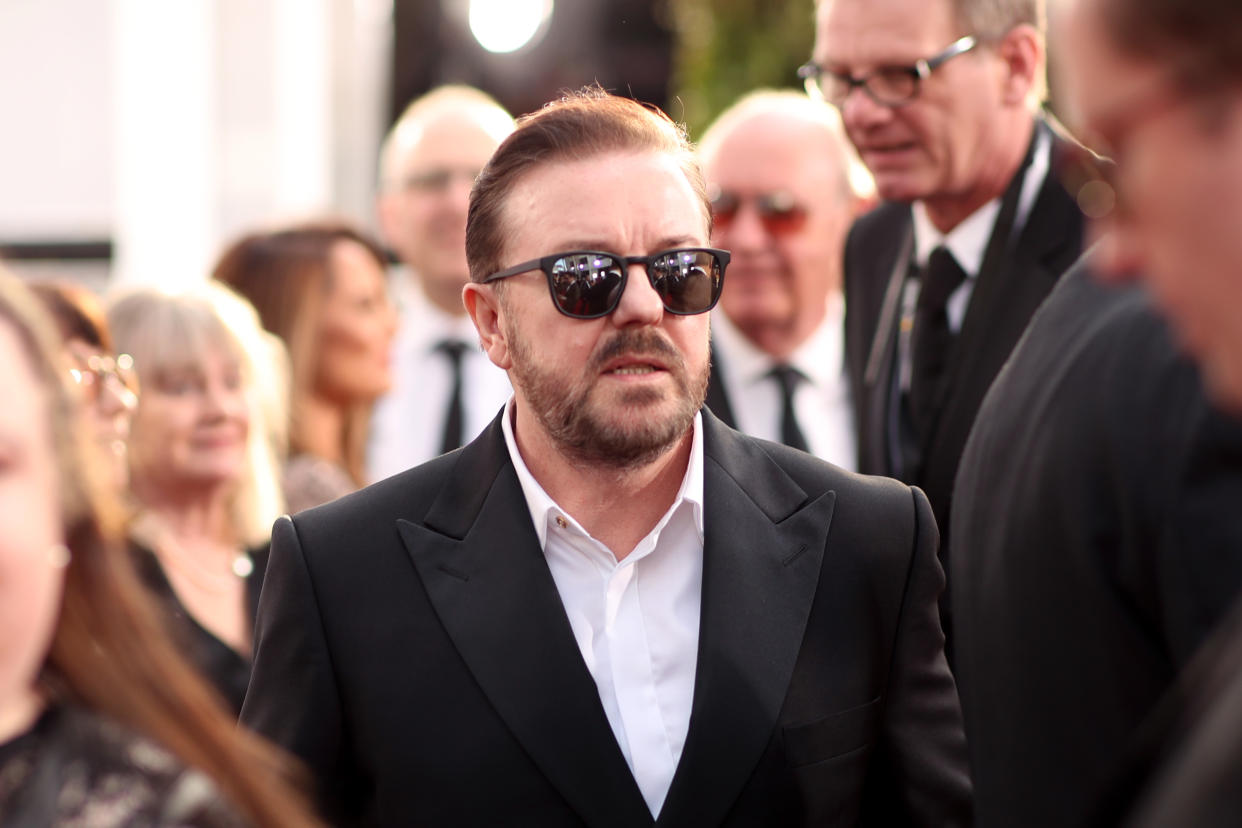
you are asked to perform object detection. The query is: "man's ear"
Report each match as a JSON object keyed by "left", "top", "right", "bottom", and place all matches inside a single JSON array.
[
  {"left": 996, "top": 23, "right": 1044, "bottom": 107},
  {"left": 463, "top": 282, "right": 513, "bottom": 370}
]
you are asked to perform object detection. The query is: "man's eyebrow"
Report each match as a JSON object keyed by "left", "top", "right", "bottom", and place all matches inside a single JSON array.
[{"left": 543, "top": 236, "right": 701, "bottom": 254}]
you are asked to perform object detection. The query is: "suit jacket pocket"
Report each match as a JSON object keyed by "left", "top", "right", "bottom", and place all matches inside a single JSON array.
[{"left": 783, "top": 696, "right": 880, "bottom": 767}]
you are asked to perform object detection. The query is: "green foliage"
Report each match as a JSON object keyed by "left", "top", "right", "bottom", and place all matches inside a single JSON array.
[{"left": 666, "top": 0, "right": 817, "bottom": 140}]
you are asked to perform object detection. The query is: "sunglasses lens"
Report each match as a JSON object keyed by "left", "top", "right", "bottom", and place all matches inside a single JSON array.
[
  {"left": 650, "top": 249, "right": 724, "bottom": 315},
  {"left": 710, "top": 192, "right": 740, "bottom": 229},
  {"left": 758, "top": 194, "right": 808, "bottom": 235},
  {"left": 550, "top": 253, "right": 625, "bottom": 318},
  {"left": 711, "top": 191, "right": 806, "bottom": 236}
]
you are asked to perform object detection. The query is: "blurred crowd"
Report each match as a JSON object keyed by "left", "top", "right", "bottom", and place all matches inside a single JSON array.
[{"left": 2, "top": 0, "right": 1242, "bottom": 824}]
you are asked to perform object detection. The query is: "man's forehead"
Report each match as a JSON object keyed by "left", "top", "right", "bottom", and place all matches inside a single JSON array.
[
  {"left": 816, "top": 0, "right": 960, "bottom": 64},
  {"left": 395, "top": 112, "right": 505, "bottom": 171},
  {"left": 500, "top": 151, "right": 708, "bottom": 249},
  {"left": 707, "top": 118, "right": 841, "bottom": 195},
  {"left": 1055, "top": 0, "right": 1142, "bottom": 126}
]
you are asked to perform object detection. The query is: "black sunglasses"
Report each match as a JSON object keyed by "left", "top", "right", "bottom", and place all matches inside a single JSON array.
[{"left": 480, "top": 247, "right": 729, "bottom": 319}]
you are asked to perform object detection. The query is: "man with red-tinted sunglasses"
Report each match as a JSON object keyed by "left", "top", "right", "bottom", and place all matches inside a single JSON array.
[{"left": 698, "top": 91, "right": 873, "bottom": 468}]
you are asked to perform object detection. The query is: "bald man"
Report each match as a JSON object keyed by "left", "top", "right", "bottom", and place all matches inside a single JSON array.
[
  {"left": 698, "top": 91, "right": 871, "bottom": 467},
  {"left": 368, "top": 86, "right": 516, "bottom": 480}
]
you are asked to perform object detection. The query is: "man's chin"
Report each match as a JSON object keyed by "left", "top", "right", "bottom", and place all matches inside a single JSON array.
[{"left": 560, "top": 394, "right": 696, "bottom": 470}]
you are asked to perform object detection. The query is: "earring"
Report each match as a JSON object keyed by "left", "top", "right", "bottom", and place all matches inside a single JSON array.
[{"left": 47, "top": 544, "right": 71, "bottom": 569}]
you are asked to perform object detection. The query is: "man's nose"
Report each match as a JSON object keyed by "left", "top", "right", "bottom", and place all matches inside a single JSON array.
[
  {"left": 839, "top": 85, "right": 893, "bottom": 132},
  {"left": 717, "top": 201, "right": 773, "bottom": 252},
  {"left": 610, "top": 264, "right": 665, "bottom": 326}
]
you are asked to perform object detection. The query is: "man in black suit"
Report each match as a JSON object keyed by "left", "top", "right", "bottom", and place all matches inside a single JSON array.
[
  {"left": 948, "top": 257, "right": 1242, "bottom": 826},
  {"left": 806, "top": 0, "right": 1085, "bottom": 606},
  {"left": 1041, "top": 0, "right": 1242, "bottom": 824},
  {"left": 241, "top": 88, "right": 971, "bottom": 826}
]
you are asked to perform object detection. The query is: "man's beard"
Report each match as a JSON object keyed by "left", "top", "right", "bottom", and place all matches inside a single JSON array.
[{"left": 506, "top": 323, "right": 708, "bottom": 471}]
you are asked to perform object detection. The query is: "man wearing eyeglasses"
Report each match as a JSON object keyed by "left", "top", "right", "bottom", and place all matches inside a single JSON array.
[
  {"left": 1038, "top": 0, "right": 1242, "bottom": 824},
  {"left": 696, "top": 91, "right": 872, "bottom": 468},
  {"left": 807, "top": 0, "right": 1085, "bottom": 635},
  {"left": 242, "top": 87, "right": 970, "bottom": 826},
  {"left": 368, "top": 86, "right": 516, "bottom": 481}
]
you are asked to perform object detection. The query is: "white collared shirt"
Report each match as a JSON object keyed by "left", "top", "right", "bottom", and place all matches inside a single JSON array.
[
  {"left": 502, "top": 402, "right": 704, "bottom": 818},
  {"left": 366, "top": 268, "right": 514, "bottom": 482},
  {"left": 709, "top": 296, "right": 855, "bottom": 470}
]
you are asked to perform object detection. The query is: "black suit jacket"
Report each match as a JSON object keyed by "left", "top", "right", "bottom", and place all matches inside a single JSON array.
[
  {"left": 843, "top": 127, "right": 1084, "bottom": 560},
  {"left": 241, "top": 410, "right": 970, "bottom": 827},
  {"left": 1117, "top": 595, "right": 1242, "bottom": 828},
  {"left": 949, "top": 260, "right": 1242, "bottom": 827},
  {"left": 703, "top": 346, "right": 738, "bottom": 429}
]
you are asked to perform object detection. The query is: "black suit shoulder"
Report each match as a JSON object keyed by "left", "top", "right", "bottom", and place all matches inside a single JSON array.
[{"left": 951, "top": 259, "right": 1242, "bottom": 827}]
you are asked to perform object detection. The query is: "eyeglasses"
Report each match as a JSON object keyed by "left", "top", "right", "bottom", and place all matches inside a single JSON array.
[
  {"left": 395, "top": 166, "right": 482, "bottom": 193},
  {"left": 710, "top": 189, "right": 808, "bottom": 236},
  {"left": 69, "top": 352, "right": 139, "bottom": 407},
  {"left": 799, "top": 35, "right": 978, "bottom": 108},
  {"left": 481, "top": 247, "right": 729, "bottom": 319}
]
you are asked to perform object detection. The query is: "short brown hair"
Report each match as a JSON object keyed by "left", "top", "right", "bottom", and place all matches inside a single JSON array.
[
  {"left": 1098, "top": 0, "right": 1242, "bottom": 85},
  {"left": 465, "top": 86, "right": 711, "bottom": 283}
]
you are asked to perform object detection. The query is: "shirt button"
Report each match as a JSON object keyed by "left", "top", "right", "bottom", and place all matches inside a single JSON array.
[{"left": 555, "top": 516, "right": 568, "bottom": 529}]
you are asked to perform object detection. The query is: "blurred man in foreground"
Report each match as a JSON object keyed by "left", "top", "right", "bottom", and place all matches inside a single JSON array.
[
  {"left": 697, "top": 90, "right": 871, "bottom": 467},
  {"left": 1054, "top": 0, "right": 1242, "bottom": 823}
]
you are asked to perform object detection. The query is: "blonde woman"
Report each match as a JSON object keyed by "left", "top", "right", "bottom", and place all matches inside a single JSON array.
[{"left": 108, "top": 283, "right": 287, "bottom": 713}]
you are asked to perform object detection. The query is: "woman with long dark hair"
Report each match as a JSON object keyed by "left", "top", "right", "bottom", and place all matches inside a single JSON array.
[{"left": 213, "top": 220, "right": 396, "bottom": 511}]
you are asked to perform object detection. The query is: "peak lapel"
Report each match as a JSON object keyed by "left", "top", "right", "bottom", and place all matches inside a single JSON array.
[
  {"left": 399, "top": 424, "right": 652, "bottom": 828},
  {"left": 658, "top": 418, "right": 836, "bottom": 826}
]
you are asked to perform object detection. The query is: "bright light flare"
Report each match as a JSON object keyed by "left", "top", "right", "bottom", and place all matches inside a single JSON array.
[{"left": 468, "top": 0, "right": 553, "bottom": 54}]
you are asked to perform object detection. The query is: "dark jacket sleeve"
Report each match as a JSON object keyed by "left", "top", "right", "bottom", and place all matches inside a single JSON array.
[
  {"left": 239, "top": 515, "right": 359, "bottom": 823},
  {"left": 866, "top": 485, "right": 973, "bottom": 826}
]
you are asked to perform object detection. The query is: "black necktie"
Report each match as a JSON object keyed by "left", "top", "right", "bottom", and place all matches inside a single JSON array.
[
  {"left": 770, "top": 364, "right": 810, "bottom": 452},
  {"left": 436, "top": 340, "right": 468, "bottom": 454},
  {"left": 908, "top": 247, "right": 967, "bottom": 439}
]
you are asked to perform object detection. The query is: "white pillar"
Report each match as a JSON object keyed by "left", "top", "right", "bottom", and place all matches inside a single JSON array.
[
  {"left": 272, "top": 0, "right": 333, "bottom": 215},
  {"left": 112, "top": 0, "right": 217, "bottom": 287}
]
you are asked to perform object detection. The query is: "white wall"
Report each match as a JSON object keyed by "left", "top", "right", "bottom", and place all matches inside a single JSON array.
[
  {"left": 0, "top": 0, "right": 391, "bottom": 288},
  {"left": 0, "top": 0, "right": 115, "bottom": 239}
]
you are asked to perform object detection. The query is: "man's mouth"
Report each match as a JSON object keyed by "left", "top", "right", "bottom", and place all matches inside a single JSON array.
[
  {"left": 607, "top": 364, "right": 661, "bottom": 375},
  {"left": 863, "top": 141, "right": 917, "bottom": 155}
]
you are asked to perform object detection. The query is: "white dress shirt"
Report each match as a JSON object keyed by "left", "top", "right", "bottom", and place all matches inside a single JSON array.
[
  {"left": 710, "top": 295, "right": 855, "bottom": 470},
  {"left": 909, "top": 125, "right": 1052, "bottom": 333},
  {"left": 367, "top": 268, "right": 513, "bottom": 482},
  {"left": 502, "top": 402, "right": 704, "bottom": 818},
  {"left": 895, "top": 127, "right": 1052, "bottom": 394}
]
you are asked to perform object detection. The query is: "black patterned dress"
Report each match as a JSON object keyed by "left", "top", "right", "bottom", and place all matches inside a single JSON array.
[{"left": 0, "top": 704, "right": 246, "bottom": 826}]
